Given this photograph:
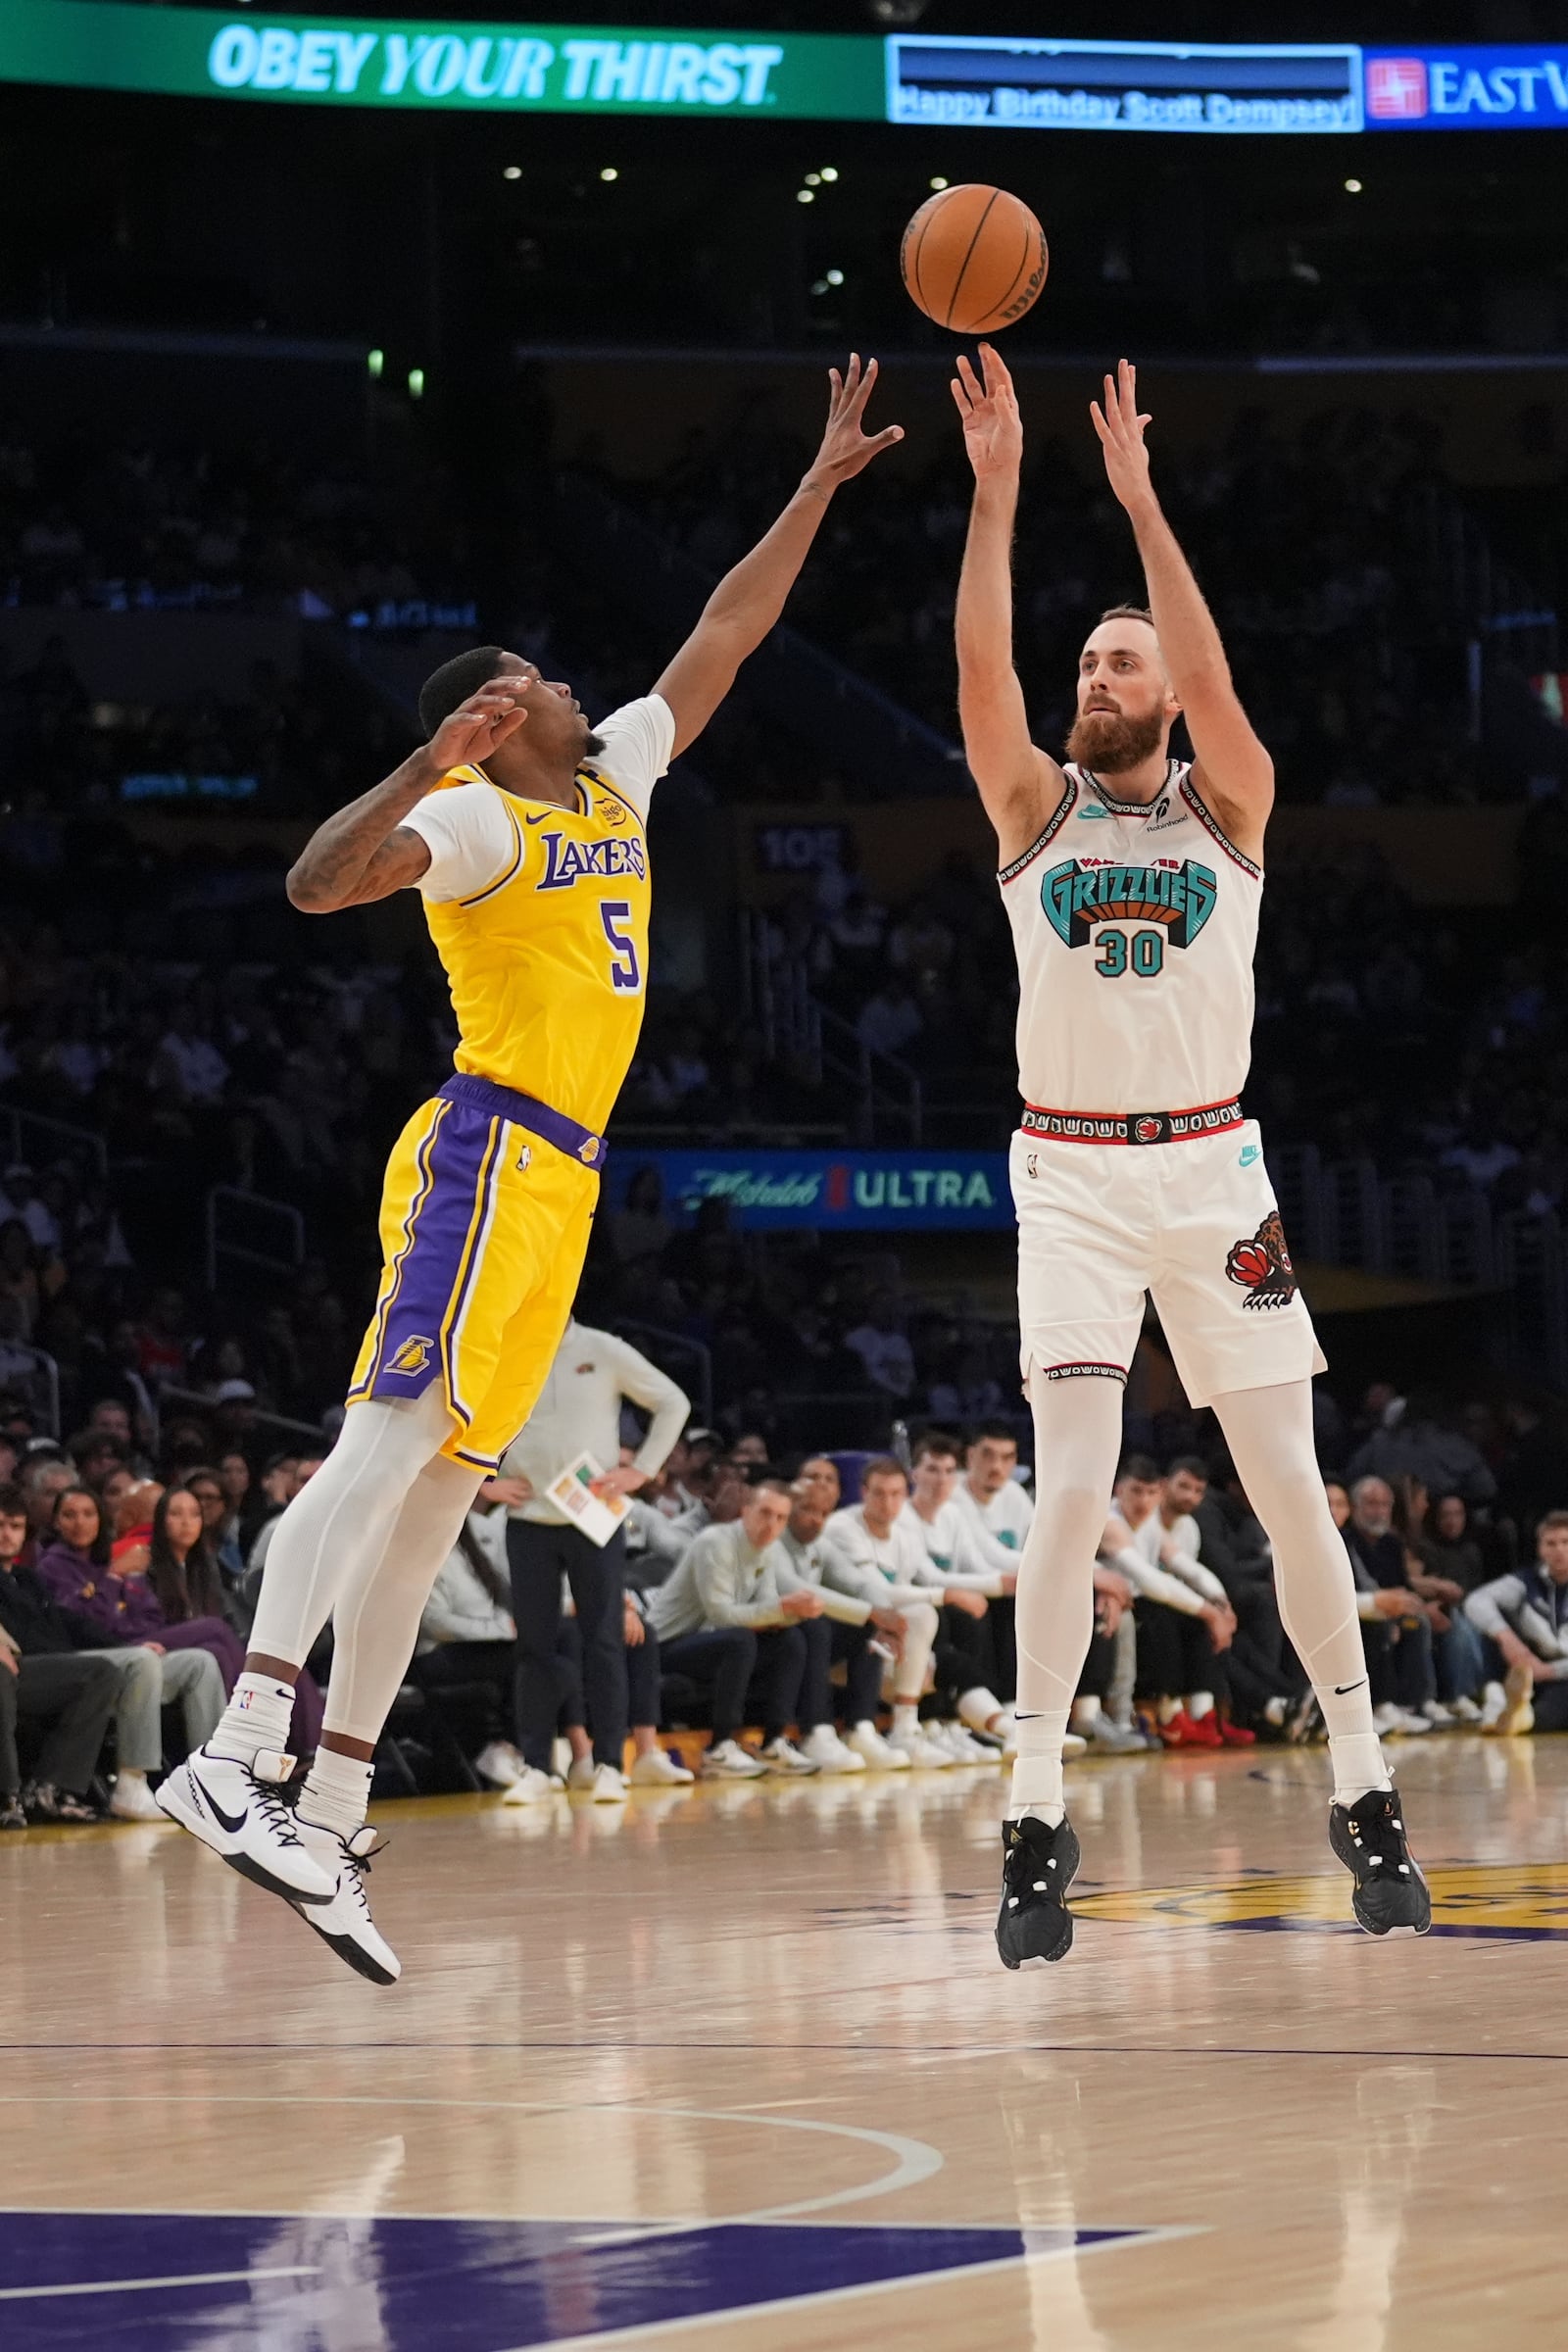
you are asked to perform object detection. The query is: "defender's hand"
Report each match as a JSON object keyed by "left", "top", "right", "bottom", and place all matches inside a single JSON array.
[
  {"left": 425, "top": 678, "right": 528, "bottom": 776},
  {"left": 952, "top": 343, "right": 1023, "bottom": 482},
  {"left": 1091, "top": 358, "right": 1154, "bottom": 514},
  {"left": 803, "top": 355, "right": 904, "bottom": 493}
]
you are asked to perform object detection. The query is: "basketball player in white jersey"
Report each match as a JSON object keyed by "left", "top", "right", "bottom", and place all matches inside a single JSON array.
[{"left": 951, "top": 346, "right": 1429, "bottom": 1964}]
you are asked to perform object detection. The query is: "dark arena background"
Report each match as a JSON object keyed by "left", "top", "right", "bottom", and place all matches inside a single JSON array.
[{"left": 4, "top": 3, "right": 1568, "bottom": 2345}]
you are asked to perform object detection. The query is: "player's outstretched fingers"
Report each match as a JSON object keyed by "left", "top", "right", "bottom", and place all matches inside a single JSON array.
[{"left": 955, "top": 352, "right": 984, "bottom": 405}]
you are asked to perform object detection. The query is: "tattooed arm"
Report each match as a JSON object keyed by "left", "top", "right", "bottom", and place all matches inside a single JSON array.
[{"left": 285, "top": 677, "right": 526, "bottom": 913}]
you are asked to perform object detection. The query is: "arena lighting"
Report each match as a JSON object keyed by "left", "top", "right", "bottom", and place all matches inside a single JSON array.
[
  {"left": 407, "top": 366, "right": 425, "bottom": 398},
  {"left": 600, "top": 165, "right": 617, "bottom": 178},
  {"left": 797, "top": 187, "right": 814, "bottom": 202},
  {"left": 825, "top": 267, "right": 845, "bottom": 284},
  {"left": 819, "top": 166, "right": 839, "bottom": 180},
  {"left": 929, "top": 174, "right": 949, "bottom": 188},
  {"left": 366, "top": 346, "right": 384, "bottom": 378},
  {"left": 804, "top": 171, "right": 821, "bottom": 184},
  {"left": 1345, "top": 175, "right": 1363, "bottom": 190},
  {"left": 502, "top": 164, "right": 521, "bottom": 178}
]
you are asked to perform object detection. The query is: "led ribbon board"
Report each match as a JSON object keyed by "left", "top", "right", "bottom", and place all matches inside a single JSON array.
[
  {"left": 885, "top": 36, "right": 1363, "bottom": 132},
  {"left": 2, "top": 9, "right": 1565, "bottom": 132},
  {"left": 0, "top": 2, "right": 880, "bottom": 115}
]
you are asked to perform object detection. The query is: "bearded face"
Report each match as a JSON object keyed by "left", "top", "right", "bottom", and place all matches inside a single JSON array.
[{"left": 1064, "top": 703, "right": 1167, "bottom": 773}]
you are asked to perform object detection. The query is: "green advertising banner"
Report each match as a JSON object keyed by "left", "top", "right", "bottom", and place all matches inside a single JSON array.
[{"left": 0, "top": 0, "right": 882, "bottom": 115}]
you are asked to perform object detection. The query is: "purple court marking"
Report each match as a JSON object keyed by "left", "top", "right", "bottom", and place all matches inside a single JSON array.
[{"left": 0, "top": 2212, "right": 1157, "bottom": 2348}]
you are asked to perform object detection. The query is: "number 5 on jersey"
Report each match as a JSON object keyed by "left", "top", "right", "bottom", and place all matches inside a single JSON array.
[{"left": 601, "top": 899, "right": 642, "bottom": 992}]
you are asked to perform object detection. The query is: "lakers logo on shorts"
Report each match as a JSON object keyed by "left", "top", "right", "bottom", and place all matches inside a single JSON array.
[
  {"left": 387, "top": 1334, "right": 437, "bottom": 1376},
  {"left": 1225, "top": 1210, "right": 1297, "bottom": 1311}
]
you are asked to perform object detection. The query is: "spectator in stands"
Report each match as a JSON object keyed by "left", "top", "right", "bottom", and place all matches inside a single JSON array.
[
  {"left": 0, "top": 1484, "right": 117, "bottom": 1826},
  {"left": 646, "top": 1476, "right": 824, "bottom": 1779},
  {"left": 500, "top": 1319, "right": 690, "bottom": 1805},
  {"left": 1102, "top": 1456, "right": 1239, "bottom": 1748},
  {"left": 1347, "top": 1392, "right": 1497, "bottom": 1508},
  {"left": 1465, "top": 1511, "right": 1568, "bottom": 1738},
  {"left": 1191, "top": 1453, "right": 1313, "bottom": 1740},
  {"left": 955, "top": 1423, "right": 1034, "bottom": 1560},
  {"left": 843, "top": 1295, "right": 915, "bottom": 1401},
  {"left": 413, "top": 1505, "right": 528, "bottom": 1791},
  {"left": 826, "top": 1455, "right": 986, "bottom": 1769},
  {"left": 1327, "top": 1476, "right": 1438, "bottom": 1737},
  {"left": 14, "top": 1481, "right": 222, "bottom": 1819},
  {"left": 19, "top": 1451, "right": 73, "bottom": 1542},
  {"left": 1345, "top": 1474, "right": 1481, "bottom": 1723},
  {"left": 901, "top": 1432, "right": 1016, "bottom": 1759},
  {"left": 1420, "top": 1492, "right": 1490, "bottom": 1596},
  {"left": 152, "top": 1483, "right": 324, "bottom": 1760},
  {"left": 776, "top": 1455, "right": 902, "bottom": 1773}
]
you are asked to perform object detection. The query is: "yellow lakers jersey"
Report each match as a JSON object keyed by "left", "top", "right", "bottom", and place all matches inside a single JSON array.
[{"left": 421, "top": 760, "right": 651, "bottom": 1135}]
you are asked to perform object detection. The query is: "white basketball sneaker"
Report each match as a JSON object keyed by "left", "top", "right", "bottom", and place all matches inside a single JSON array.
[
  {"left": 759, "top": 1736, "right": 820, "bottom": 1776},
  {"left": 886, "top": 1725, "right": 956, "bottom": 1770},
  {"left": 700, "top": 1739, "right": 768, "bottom": 1780},
  {"left": 843, "top": 1721, "right": 911, "bottom": 1771},
  {"left": 290, "top": 1820, "right": 401, "bottom": 1985},
  {"left": 500, "top": 1766, "right": 564, "bottom": 1805},
  {"left": 628, "top": 1747, "right": 695, "bottom": 1787},
  {"left": 801, "top": 1725, "right": 867, "bottom": 1774},
  {"left": 155, "top": 1746, "right": 337, "bottom": 1904}
]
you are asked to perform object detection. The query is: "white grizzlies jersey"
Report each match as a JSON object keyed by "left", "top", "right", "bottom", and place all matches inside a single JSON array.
[{"left": 999, "top": 760, "right": 1260, "bottom": 1116}]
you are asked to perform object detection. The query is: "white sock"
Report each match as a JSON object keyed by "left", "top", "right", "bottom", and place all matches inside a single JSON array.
[
  {"left": 297, "top": 1748, "right": 374, "bottom": 1841},
  {"left": 1157, "top": 1695, "right": 1181, "bottom": 1726},
  {"left": 210, "top": 1673, "right": 297, "bottom": 1765},
  {"left": 1005, "top": 1709, "right": 1068, "bottom": 1825},
  {"left": 1264, "top": 1695, "right": 1289, "bottom": 1727},
  {"left": 1189, "top": 1690, "right": 1214, "bottom": 1720},
  {"left": 957, "top": 1686, "right": 1004, "bottom": 1734},
  {"left": 893, "top": 1702, "right": 918, "bottom": 1738},
  {"left": 1331, "top": 1736, "right": 1392, "bottom": 1808},
  {"left": 1210, "top": 1381, "right": 1393, "bottom": 1804},
  {"left": 1070, "top": 1694, "right": 1102, "bottom": 1731}
]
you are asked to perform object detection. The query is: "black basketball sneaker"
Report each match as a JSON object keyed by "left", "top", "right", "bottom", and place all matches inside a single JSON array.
[
  {"left": 1329, "top": 1788, "right": 1431, "bottom": 1936},
  {"left": 996, "top": 1813, "right": 1081, "bottom": 1969}
]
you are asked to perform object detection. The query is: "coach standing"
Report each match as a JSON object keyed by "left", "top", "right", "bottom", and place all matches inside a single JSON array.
[{"left": 499, "top": 1320, "right": 689, "bottom": 1801}]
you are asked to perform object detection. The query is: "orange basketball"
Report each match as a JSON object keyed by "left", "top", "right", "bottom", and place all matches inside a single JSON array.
[{"left": 900, "top": 184, "right": 1048, "bottom": 335}]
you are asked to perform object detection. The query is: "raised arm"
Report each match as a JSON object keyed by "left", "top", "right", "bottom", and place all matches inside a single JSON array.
[
  {"left": 1093, "top": 359, "right": 1273, "bottom": 861},
  {"left": 285, "top": 677, "right": 527, "bottom": 912},
  {"left": 952, "top": 344, "right": 1063, "bottom": 866},
  {"left": 654, "top": 355, "right": 903, "bottom": 760}
]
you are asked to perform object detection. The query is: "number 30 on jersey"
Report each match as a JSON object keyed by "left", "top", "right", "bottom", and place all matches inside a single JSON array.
[{"left": 1093, "top": 927, "right": 1165, "bottom": 979}]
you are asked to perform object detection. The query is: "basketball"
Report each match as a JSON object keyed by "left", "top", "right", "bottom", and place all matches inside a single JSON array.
[{"left": 900, "top": 183, "right": 1049, "bottom": 335}]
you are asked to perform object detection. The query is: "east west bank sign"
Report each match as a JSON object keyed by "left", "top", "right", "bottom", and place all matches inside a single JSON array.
[{"left": 5, "top": 9, "right": 1568, "bottom": 132}]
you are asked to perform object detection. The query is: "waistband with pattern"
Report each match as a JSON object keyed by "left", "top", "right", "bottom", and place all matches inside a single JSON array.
[
  {"left": 438, "top": 1073, "right": 607, "bottom": 1169},
  {"left": 1019, "top": 1098, "right": 1245, "bottom": 1147}
]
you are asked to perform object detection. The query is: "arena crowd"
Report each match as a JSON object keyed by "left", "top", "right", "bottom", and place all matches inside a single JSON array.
[{"left": 3, "top": 1308, "right": 1567, "bottom": 1826}]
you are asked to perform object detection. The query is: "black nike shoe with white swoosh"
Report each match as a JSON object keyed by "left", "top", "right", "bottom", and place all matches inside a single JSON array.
[
  {"left": 156, "top": 1746, "right": 337, "bottom": 1903},
  {"left": 996, "top": 1813, "right": 1081, "bottom": 1968},
  {"left": 1329, "top": 1788, "right": 1431, "bottom": 1936}
]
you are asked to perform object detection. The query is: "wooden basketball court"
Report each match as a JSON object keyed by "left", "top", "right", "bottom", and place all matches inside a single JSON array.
[{"left": 4, "top": 1737, "right": 1562, "bottom": 2347}]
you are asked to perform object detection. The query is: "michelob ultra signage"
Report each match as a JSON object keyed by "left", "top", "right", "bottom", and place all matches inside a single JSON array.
[{"left": 612, "top": 1152, "right": 1014, "bottom": 1232}]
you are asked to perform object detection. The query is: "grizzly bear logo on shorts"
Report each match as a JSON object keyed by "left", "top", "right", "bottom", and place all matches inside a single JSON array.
[{"left": 1225, "top": 1209, "right": 1298, "bottom": 1311}]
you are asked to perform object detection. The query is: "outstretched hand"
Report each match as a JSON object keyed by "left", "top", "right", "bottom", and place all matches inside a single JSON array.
[
  {"left": 426, "top": 678, "right": 529, "bottom": 776},
  {"left": 1091, "top": 358, "right": 1154, "bottom": 514},
  {"left": 952, "top": 343, "right": 1022, "bottom": 482},
  {"left": 805, "top": 354, "right": 904, "bottom": 491}
]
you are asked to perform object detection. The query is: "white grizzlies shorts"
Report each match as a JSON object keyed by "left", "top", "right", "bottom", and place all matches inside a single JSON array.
[{"left": 1009, "top": 1116, "right": 1326, "bottom": 1409}]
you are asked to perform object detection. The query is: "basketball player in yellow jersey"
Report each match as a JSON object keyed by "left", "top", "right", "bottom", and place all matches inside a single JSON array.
[{"left": 158, "top": 357, "right": 904, "bottom": 1980}]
